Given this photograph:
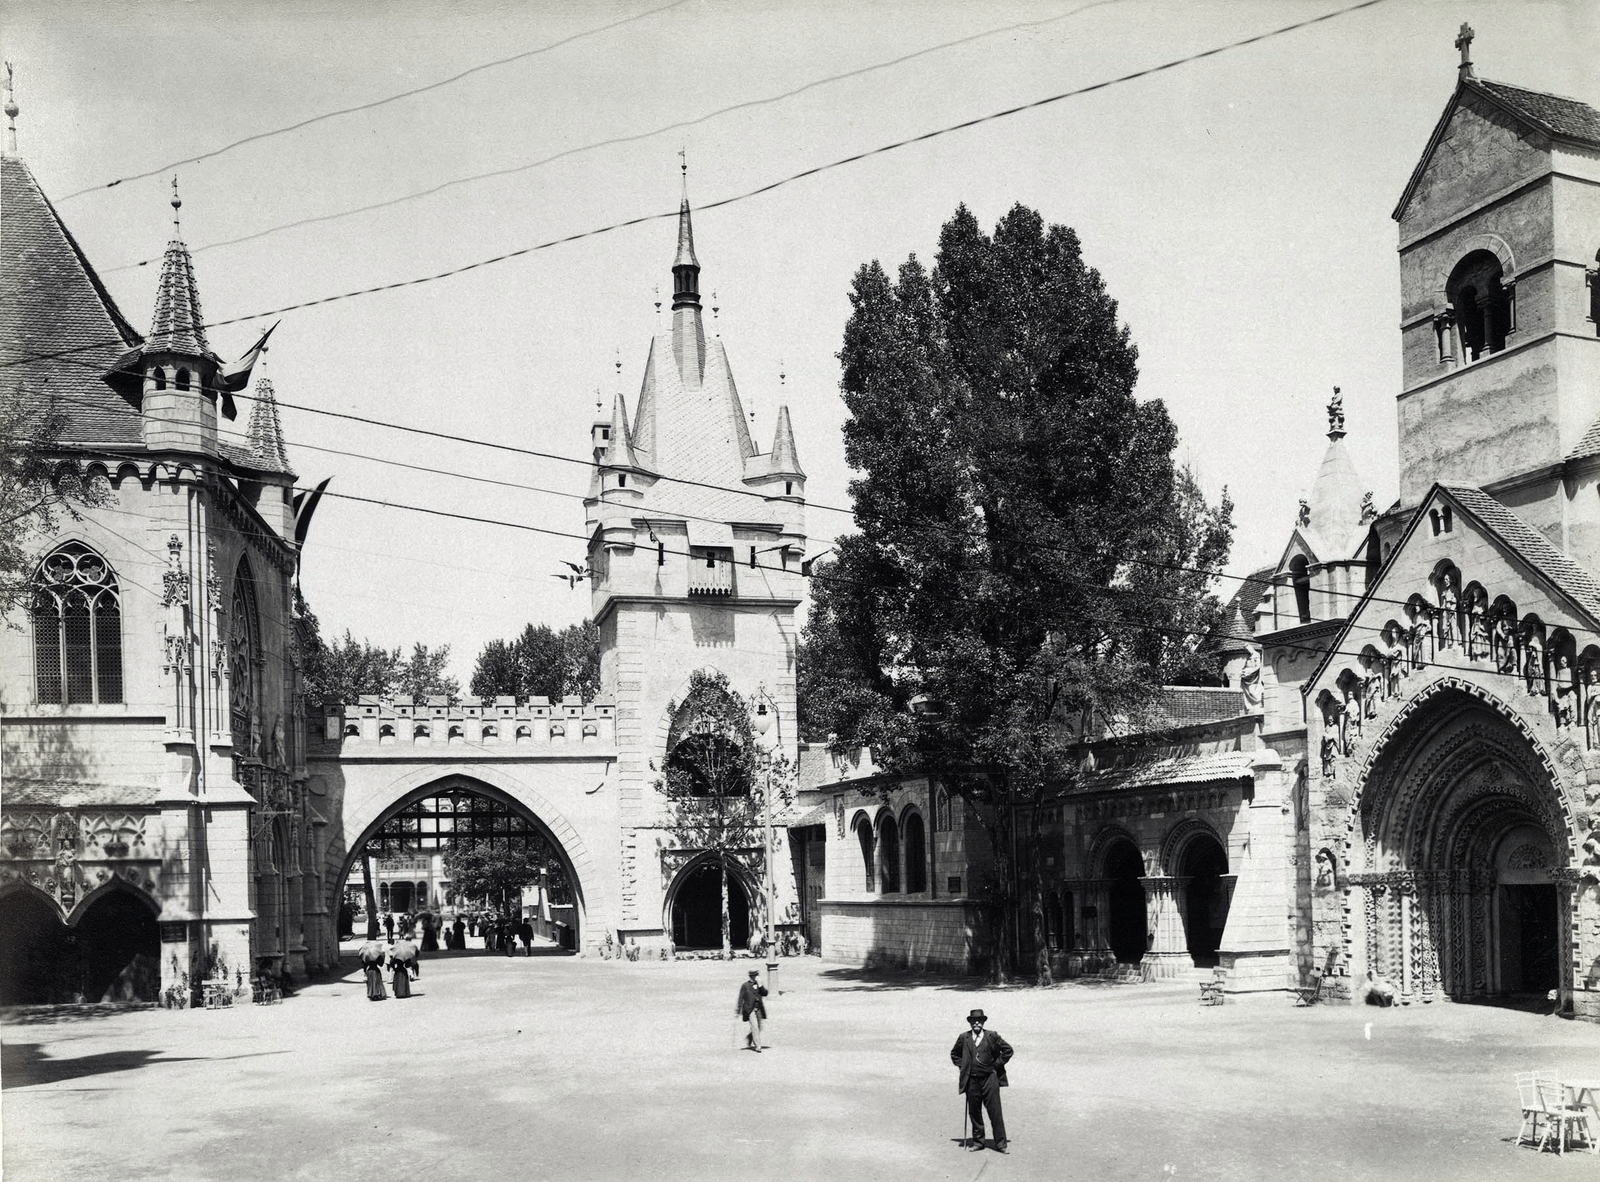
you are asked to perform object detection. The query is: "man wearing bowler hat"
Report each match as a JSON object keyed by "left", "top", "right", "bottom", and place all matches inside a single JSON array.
[
  {"left": 950, "top": 1008, "right": 1013, "bottom": 1152},
  {"left": 736, "top": 968, "right": 769, "bottom": 1051}
]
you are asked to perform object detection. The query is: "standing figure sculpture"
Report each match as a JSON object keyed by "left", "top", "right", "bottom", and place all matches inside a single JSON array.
[
  {"left": 1554, "top": 655, "right": 1577, "bottom": 728},
  {"left": 1408, "top": 616, "right": 1429, "bottom": 670},
  {"left": 1466, "top": 593, "right": 1488, "bottom": 660},
  {"left": 1382, "top": 626, "right": 1404, "bottom": 698},
  {"left": 1524, "top": 631, "right": 1545, "bottom": 698},
  {"left": 1492, "top": 614, "right": 1516, "bottom": 673},
  {"left": 1363, "top": 664, "right": 1382, "bottom": 717},
  {"left": 1585, "top": 667, "right": 1600, "bottom": 750},
  {"left": 1437, "top": 575, "right": 1459, "bottom": 649},
  {"left": 1320, "top": 732, "right": 1339, "bottom": 779}
]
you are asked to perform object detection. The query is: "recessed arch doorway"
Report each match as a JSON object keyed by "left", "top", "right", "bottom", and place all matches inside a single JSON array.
[
  {"left": 0, "top": 882, "right": 158, "bottom": 1004},
  {"left": 1176, "top": 833, "right": 1230, "bottom": 969},
  {"left": 667, "top": 856, "right": 752, "bottom": 951},
  {"left": 1104, "top": 840, "right": 1148, "bottom": 965}
]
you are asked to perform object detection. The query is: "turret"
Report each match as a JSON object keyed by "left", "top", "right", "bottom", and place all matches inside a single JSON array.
[
  {"left": 141, "top": 180, "right": 222, "bottom": 456},
  {"left": 670, "top": 174, "right": 705, "bottom": 387}
]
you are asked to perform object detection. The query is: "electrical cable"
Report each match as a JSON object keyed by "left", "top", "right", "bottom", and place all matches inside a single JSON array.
[
  {"left": 56, "top": 0, "right": 697, "bottom": 202},
  {"left": 3, "top": 0, "right": 1394, "bottom": 368},
  {"left": 97, "top": 0, "right": 1129, "bottom": 273}
]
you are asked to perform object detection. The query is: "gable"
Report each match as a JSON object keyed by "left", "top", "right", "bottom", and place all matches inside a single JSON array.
[
  {"left": 1394, "top": 84, "right": 1553, "bottom": 236},
  {"left": 1305, "top": 486, "right": 1600, "bottom": 704}
]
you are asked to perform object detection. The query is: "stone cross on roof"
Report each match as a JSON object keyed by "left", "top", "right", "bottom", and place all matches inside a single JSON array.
[{"left": 1456, "top": 22, "right": 1475, "bottom": 79}]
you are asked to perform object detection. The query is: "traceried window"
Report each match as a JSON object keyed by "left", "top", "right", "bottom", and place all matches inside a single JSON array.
[
  {"left": 229, "top": 559, "right": 262, "bottom": 756},
  {"left": 32, "top": 543, "right": 123, "bottom": 704}
]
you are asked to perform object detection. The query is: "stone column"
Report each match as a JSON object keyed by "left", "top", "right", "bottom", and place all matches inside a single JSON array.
[
  {"left": 1140, "top": 876, "right": 1189, "bottom": 978},
  {"left": 1076, "top": 878, "right": 1113, "bottom": 970}
]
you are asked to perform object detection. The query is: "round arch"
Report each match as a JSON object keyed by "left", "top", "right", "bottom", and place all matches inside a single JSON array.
[
  {"left": 662, "top": 851, "right": 755, "bottom": 951},
  {"left": 332, "top": 767, "right": 598, "bottom": 952}
]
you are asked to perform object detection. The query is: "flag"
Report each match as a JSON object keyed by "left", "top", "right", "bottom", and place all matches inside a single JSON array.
[
  {"left": 216, "top": 320, "right": 280, "bottom": 410},
  {"left": 292, "top": 477, "right": 330, "bottom": 551}
]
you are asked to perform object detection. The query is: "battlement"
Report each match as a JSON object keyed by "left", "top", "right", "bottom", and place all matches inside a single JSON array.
[{"left": 313, "top": 694, "right": 617, "bottom": 749}]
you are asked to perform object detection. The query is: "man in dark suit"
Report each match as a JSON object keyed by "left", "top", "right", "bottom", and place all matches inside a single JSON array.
[
  {"left": 950, "top": 1008, "right": 1013, "bottom": 1152},
  {"left": 736, "top": 969, "right": 769, "bottom": 1052}
]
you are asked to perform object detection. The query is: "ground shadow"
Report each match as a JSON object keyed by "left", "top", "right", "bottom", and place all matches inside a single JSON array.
[
  {"left": 2, "top": 1043, "right": 292, "bottom": 1089},
  {"left": 0, "top": 1002, "right": 157, "bottom": 1027},
  {"left": 817, "top": 965, "right": 990, "bottom": 993}
]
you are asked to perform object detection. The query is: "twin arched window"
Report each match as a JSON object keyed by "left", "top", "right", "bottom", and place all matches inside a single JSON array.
[
  {"left": 1444, "top": 251, "right": 1514, "bottom": 363},
  {"left": 32, "top": 543, "right": 122, "bottom": 704}
]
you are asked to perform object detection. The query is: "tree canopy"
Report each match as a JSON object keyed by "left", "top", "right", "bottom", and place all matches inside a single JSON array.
[
  {"left": 0, "top": 395, "right": 110, "bottom": 617},
  {"left": 294, "top": 588, "right": 459, "bottom": 703},
  {"left": 469, "top": 620, "right": 600, "bottom": 702},
  {"left": 798, "top": 203, "right": 1232, "bottom": 979}
]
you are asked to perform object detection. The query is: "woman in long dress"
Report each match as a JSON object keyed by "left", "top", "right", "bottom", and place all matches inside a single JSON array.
[
  {"left": 390, "top": 939, "right": 418, "bottom": 999},
  {"left": 358, "top": 940, "right": 387, "bottom": 1001}
]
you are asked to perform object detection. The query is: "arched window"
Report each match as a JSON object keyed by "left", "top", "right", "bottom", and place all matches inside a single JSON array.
[
  {"left": 935, "top": 786, "right": 951, "bottom": 832},
  {"left": 855, "top": 815, "right": 874, "bottom": 892},
  {"left": 903, "top": 810, "right": 927, "bottom": 893},
  {"left": 1447, "top": 251, "right": 1513, "bottom": 362},
  {"left": 229, "top": 559, "right": 261, "bottom": 755},
  {"left": 175, "top": 367, "right": 191, "bottom": 391},
  {"left": 152, "top": 367, "right": 167, "bottom": 391},
  {"left": 878, "top": 813, "right": 901, "bottom": 894},
  {"left": 32, "top": 543, "right": 122, "bottom": 704},
  {"left": 1289, "top": 555, "right": 1312, "bottom": 624}
]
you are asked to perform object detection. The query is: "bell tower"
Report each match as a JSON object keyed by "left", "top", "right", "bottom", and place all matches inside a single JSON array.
[{"left": 1391, "top": 26, "right": 1600, "bottom": 560}]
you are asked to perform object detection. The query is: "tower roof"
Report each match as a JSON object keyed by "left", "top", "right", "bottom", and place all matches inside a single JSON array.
[
  {"left": 1300, "top": 389, "right": 1368, "bottom": 560},
  {"left": 603, "top": 392, "right": 640, "bottom": 470},
  {"left": 674, "top": 195, "right": 699, "bottom": 271},
  {"left": 0, "top": 153, "right": 144, "bottom": 446},
  {"left": 244, "top": 377, "right": 293, "bottom": 476},
  {"left": 147, "top": 185, "right": 211, "bottom": 357},
  {"left": 768, "top": 405, "right": 804, "bottom": 478}
]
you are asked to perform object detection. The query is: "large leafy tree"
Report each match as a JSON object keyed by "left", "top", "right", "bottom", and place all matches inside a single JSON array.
[
  {"left": 800, "top": 203, "right": 1232, "bottom": 983},
  {"left": 469, "top": 621, "right": 600, "bottom": 701},
  {"left": 294, "top": 588, "right": 458, "bottom": 703}
]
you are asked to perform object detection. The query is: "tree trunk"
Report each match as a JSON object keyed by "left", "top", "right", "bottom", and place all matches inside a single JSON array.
[
  {"left": 361, "top": 851, "right": 379, "bottom": 939},
  {"left": 1030, "top": 801, "right": 1053, "bottom": 987},
  {"left": 720, "top": 851, "right": 732, "bottom": 960}
]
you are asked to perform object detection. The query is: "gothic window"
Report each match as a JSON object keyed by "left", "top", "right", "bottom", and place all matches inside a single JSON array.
[
  {"left": 877, "top": 813, "right": 901, "bottom": 894},
  {"left": 903, "top": 810, "right": 927, "bottom": 893},
  {"left": 1447, "top": 251, "right": 1513, "bottom": 362},
  {"left": 229, "top": 559, "right": 262, "bottom": 755},
  {"left": 855, "top": 814, "right": 874, "bottom": 891},
  {"left": 175, "top": 367, "right": 191, "bottom": 391},
  {"left": 935, "top": 786, "right": 952, "bottom": 832},
  {"left": 152, "top": 367, "right": 167, "bottom": 391},
  {"left": 32, "top": 542, "right": 123, "bottom": 705}
]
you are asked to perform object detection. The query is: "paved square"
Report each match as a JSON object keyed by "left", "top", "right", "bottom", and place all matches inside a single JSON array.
[{"left": 5, "top": 951, "right": 1599, "bottom": 1181}]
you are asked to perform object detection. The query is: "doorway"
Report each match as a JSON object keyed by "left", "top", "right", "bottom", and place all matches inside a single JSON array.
[
  {"left": 1178, "top": 835, "right": 1230, "bottom": 968},
  {"left": 1499, "top": 884, "right": 1559, "bottom": 996},
  {"left": 1105, "top": 842, "right": 1148, "bottom": 965},
  {"left": 670, "top": 860, "right": 750, "bottom": 950}
]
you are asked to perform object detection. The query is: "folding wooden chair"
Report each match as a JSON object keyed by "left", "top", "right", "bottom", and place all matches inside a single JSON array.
[
  {"left": 1293, "top": 968, "right": 1325, "bottom": 1006},
  {"left": 1515, "top": 1072, "right": 1549, "bottom": 1147}
]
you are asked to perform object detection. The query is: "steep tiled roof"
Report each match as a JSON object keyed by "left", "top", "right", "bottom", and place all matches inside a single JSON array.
[
  {"left": 1568, "top": 417, "right": 1600, "bottom": 464},
  {"left": 1067, "top": 750, "right": 1254, "bottom": 795},
  {"left": 1154, "top": 687, "right": 1246, "bottom": 727},
  {"left": 1446, "top": 486, "right": 1600, "bottom": 621},
  {"left": 146, "top": 236, "right": 211, "bottom": 356},
  {"left": 0, "top": 155, "right": 144, "bottom": 447},
  {"left": 1211, "top": 565, "right": 1274, "bottom": 649},
  {"left": 1476, "top": 79, "right": 1600, "bottom": 147},
  {"left": 244, "top": 377, "right": 293, "bottom": 475},
  {"left": 3, "top": 777, "right": 161, "bottom": 807}
]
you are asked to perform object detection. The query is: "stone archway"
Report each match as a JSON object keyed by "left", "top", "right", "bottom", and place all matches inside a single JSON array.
[
  {"left": 665, "top": 854, "right": 753, "bottom": 951},
  {"left": 0, "top": 881, "right": 159, "bottom": 1004},
  {"left": 1350, "top": 685, "right": 1575, "bottom": 1006},
  {"left": 1174, "top": 832, "right": 1230, "bottom": 969},
  {"left": 1103, "top": 840, "right": 1148, "bottom": 965}
]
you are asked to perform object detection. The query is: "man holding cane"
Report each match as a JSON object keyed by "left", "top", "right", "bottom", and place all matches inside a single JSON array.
[{"left": 950, "top": 1008, "right": 1013, "bottom": 1152}]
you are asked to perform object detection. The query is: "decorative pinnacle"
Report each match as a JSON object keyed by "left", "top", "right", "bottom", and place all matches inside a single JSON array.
[
  {"left": 654, "top": 283, "right": 662, "bottom": 317},
  {"left": 1455, "top": 22, "right": 1475, "bottom": 78},
  {"left": 170, "top": 175, "right": 183, "bottom": 232},
  {"left": 1327, "top": 385, "right": 1346, "bottom": 438},
  {"left": 4, "top": 61, "right": 18, "bottom": 155}
]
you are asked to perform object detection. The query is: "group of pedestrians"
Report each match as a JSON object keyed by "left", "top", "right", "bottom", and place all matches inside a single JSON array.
[{"left": 357, "top": 938, "right": 419, "bottom": 1002}]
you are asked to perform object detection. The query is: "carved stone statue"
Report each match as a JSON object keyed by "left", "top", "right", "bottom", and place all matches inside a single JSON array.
[
  {"left": 1524, "top": 632, "right": 1545, "bottom": 697},
  {"left": 1465, "top": 594, "right": 1487, "bottom": 660},
  {"left": 1320, "top": 733, "right": 1339, "bottom": 779},
  {"left": 1297, "top": 499, "right": 1311, "bottom": 528},
  {"left": 1240, "top": 651, "right": 1263, "bottom": 711},
  {"left": 1363, "top": 665, "right": 1382, "bottom": 717},
  {"left": 1408, "top": 618, "right": 1429, "bottom": 669},
  {"left": 1382, "top": 627, "right": 1404, "bottom": 697},
  {"left": 1437, "top": 575, "right": 1458, "bottom": 648},
  {"left": 1359, "top": 490, "right": 1377, "bottom": 525},
  {"left": 1327, "top": 385, "right": 1345, "bottom": 434},
  {"left": 1585, "top": 668, "right": 1600, "bottom": 751},
  {"left": 1493, "top": 615, "right": 1517, "bottom": 673},
  {"left": 1554, "top": 655, "right": 1577, "bottom": 728},
  {"left": 1343, "top": 696, "right": 1363, "bottom": 751}
]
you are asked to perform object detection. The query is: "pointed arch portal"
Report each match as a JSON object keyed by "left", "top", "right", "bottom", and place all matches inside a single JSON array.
[{"left": 1351, "top": 686, "right": 1573, "bottom": 1006}]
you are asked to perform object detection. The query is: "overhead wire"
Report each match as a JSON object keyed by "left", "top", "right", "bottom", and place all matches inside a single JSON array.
[
  {"left": 98, "top": 0, "right": 1129, "bottom": 273},
  {"left": 56, "top": 0, "right": 697, "bottom": 202},
  {"left": 2, "top": 0, "right": 1395, "bottom": 369}
]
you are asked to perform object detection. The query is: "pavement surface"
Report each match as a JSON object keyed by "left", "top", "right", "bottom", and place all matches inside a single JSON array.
[{"left": 5, "top": 948, "right": 1600, "bottom": 1182}]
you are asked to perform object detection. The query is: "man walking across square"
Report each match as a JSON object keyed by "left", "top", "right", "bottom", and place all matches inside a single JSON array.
[
  {"left": 736, "top": 968, "right": 768, "bottom": 1052},
  {"left": 951, "top": 1008, "right": 1012, "bottom": 1152}
]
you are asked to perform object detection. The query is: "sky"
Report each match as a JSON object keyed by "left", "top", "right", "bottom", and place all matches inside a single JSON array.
[{"left": 6, "top": 0, "right": 1599, "bottom": 687}]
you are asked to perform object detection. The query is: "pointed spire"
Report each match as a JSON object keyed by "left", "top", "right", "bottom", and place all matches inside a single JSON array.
[
  {"left": 4, "top": 62, "right": 19, "bottom": 156},
  {"left": 604, "top": 392, "right": 640, "bottom": 470},
  {"left": 672, "top": 157, "right": 701, "bottom": 309},
  {"left": 246, "top": 377, "right": 292, "bottom": 474},
  {"left": 147, "top": 178, "right": 210, "bottom": 356},
  {"left": 770, "top": 405, "right": 804, "bottom": 478}
]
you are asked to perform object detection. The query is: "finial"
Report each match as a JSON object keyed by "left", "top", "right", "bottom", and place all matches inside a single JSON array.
[
  {"left": 170, "top": 175, "right": 183, "bottom": 232},
  {"left": 4, "top": 61, "right": 18, "bottom": 155},
  {"left": 1455, "top": 22, "right": 1475, "bottom": 79},
  {"left": 595, "top": 387, "right": 603, "bottom": 416},
  {"left": 678, "top": 146, "right": 687, "bottom": 187},
  {"left": 654, "top": 284, "right": 662, "bottom": 318},
  {"left": 779, "top": 360, "right": 786, "bottom": 389},
  {"left": 711, "top": 290, "right": 720, "bottom": 336},
  {"left": 1327, "top": 385, "right": 1345, "bottom": 438}
]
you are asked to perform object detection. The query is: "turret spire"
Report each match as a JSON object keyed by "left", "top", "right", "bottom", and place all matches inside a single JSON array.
[
  {"left": 246, "top": 377, "right": 292, "bottom": 474},
  {"left": 4, "top": 62, "right": 19, "bottom": 156},
  {"left": 672, "top": 159, "right": 700, "bottom": 310},
  {"left": 148, "top": 180, "right": 210, "bottom": 356}
]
